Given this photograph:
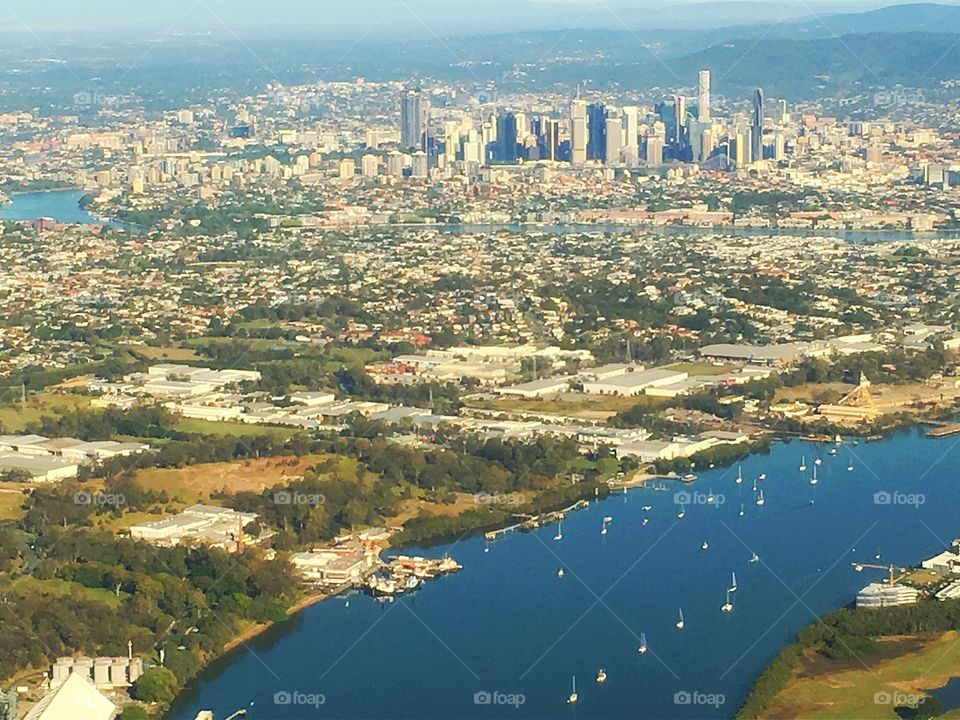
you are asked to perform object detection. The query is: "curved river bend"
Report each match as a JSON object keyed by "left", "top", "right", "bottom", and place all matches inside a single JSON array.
[{"left": 169, "top": 429, "right": 960, "bottom": 719}]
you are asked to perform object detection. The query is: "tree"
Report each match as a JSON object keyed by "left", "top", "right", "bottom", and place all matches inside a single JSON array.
[
  {"left": 132, "top": 666, "right": 179, "bottom": 704},
  {"left": 120, "top": 704, "right": 149, "bottom": 720}
]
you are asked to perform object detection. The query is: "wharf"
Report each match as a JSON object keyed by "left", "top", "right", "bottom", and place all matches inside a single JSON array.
[{"left": 928, "top": 422, "right": 960, "bottom": 438}]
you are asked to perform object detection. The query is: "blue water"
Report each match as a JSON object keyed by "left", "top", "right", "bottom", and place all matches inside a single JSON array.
[
  {"left": 168, "top": 429, "right": 960, "bottom": 719},
  {"left": 0, "top": 189, "right": 99, "bottom": 224}
]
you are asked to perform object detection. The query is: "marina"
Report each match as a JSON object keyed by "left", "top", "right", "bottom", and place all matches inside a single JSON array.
[{"left": 169, "top": 427, "right": 960, "bottom": 719}]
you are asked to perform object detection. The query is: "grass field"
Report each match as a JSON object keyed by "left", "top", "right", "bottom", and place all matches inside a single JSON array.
[
  {"left": 0, "top": 392, "right": 92, "bottom": 432},
  {"left": 665, "top": 362, "right": 735, "bottom": 376},
  {"left": 0, "top": 488, "right": 27, "bottom": 521},
  {"left": 121, "top": 344, "right": 201, "bottom": 362},
  {"left": 7, "top": 576, "right": 124, "bottom": 609},
  {"left": 132, "top": 453, "right": 334, "bottom": 504},
  {"left": 465, "top": 392, "right": 666, "bottom": 419},
  {"left": 763, "top": 632, "right": 960, "bottom": 719},
  {"left": 173, "top": 418, "right": 295, "bottom": 438}
]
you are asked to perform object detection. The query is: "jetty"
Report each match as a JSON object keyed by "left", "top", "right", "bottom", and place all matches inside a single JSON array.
[
  {"left": 484, "top": 499, "right": 589, "bottom": 541},
  {"left": 927, "top": 422, "right": 960, "bottom": 438}
]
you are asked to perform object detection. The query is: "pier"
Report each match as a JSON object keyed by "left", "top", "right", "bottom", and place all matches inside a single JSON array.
[
  {"left": 927, "top": 422, "right": 960, "bottom": 438},
  {"left": 483, "top": 499, "right": 590, "bottom": 541}
]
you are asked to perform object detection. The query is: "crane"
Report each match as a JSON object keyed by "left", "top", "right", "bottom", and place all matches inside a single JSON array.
[{"left": 852, "top": 562, "right": 906, "bottom": 585}]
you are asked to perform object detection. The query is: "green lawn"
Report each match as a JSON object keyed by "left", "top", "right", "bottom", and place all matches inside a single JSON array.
[
  {"left": 665, "top": 362, "right": 735, "bottom": 376},
  {"left": 8, "top": 576, "right": 125, "bottom": 609},
  {"left": 0, "top": 392, "right": 92, "bottom": 432},
  {"left": 173, "top": 418, "right": 294, "bottom": 438},
  {"left": 765, "top": 631, "right": 960, "bottom": 719}
]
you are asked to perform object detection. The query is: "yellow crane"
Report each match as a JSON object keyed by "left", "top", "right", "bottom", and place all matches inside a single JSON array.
[{"left": 852, "top": 562, "right": 906, "bottom": 584}]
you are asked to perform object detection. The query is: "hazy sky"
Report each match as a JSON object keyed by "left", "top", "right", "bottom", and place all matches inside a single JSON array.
[{"left": 0, "top": 0, "right": 909, "bottom": 34}]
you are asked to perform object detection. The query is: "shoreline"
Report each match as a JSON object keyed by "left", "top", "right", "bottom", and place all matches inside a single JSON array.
[{"left": 167, "top": 417, "right": 957, "bottom": 715}]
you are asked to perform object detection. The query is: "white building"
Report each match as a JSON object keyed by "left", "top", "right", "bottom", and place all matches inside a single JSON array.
[
  {"left": 856, "top": 582, "right": 919, "bottom": 608},
  {"left": 24, "top": 673, "right": 117, "bottom": 720},
  {"left": 583, "top": 369, "right": 688, "bottom": 396}
]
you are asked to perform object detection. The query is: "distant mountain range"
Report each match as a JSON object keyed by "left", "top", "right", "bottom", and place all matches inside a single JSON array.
[{"left": 3, "top": 2, "right": 960, "bottom": 108}]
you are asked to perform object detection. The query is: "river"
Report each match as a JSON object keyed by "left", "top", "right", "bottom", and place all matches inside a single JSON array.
[
  {"left": 167, "top": 428, "right": 960, "bottom": 719},
  {"left": 0, "top": 189, "right": 102, "bottom": 224}
]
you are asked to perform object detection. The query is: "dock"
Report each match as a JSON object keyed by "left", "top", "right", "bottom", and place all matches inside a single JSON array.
[
  {"left": 927, "top": 422, "right": 960, "bottom": 438},
  {"left": 483, "top": 499, "right": 589, "bottom": 541}
]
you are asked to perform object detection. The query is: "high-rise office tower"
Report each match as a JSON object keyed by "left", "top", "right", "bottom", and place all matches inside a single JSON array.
[
  {"left": 779, "top": 99, "right": 788, "bottom": 123},
  {"left": 542, "top": 118, "right": 560, "bottom": 161},
  {"left": 496, "top": 112, "right": 518, "bottom": 163},
  {"left": 673, "top": 95, "right": 687, "bottom": 146},
  {"left": 571, "top": 99, "right": 588, "bottom": 165},
  {"left": 645, "top": 134, "right": 664, "bottom": 165},
  {"left": 622, "top": 106, "right": 639, "bottom": 165},
  {"left": 622, "top": 106, "right": 639, "bottom": 150},
  {"left": 400, "top": 89, "right": 424, "bottom": 150},
  {"left": 587, "top": 103, "right": 607, "bottom": 161},
  {"left": 699, "top": 128, "right": 714, "bottom": 162},
  {"left": 698, "top": 70, "right": 711, "bottom": 121},
  {"left": 605, "top": 111, "right": 623, "bottom": 165},
  {"left": 751, "top": 88, "right": 764, "bottom": 162}
]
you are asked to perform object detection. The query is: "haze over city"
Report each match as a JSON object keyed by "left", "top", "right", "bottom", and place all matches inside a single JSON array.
[{"left": 3, "top": 2, "right": 960, "bottom": 720}]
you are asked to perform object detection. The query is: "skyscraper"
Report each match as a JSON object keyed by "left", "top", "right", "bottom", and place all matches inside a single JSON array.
[
  {"left": 751, "top": 88, "right": 764, "bottom": 162},
  {"left": 401, "top": 89, "right": 424, "bottom": 150},
  {"left": 587, "top": 103, "right": 607, "bottom": 161},
  {"left": 698, "top": 70, "right": 711, "bottom": 121},
  {"left": 673, "top": 95, "right": 687, "bottom": 146},
  {"left": 570, "top": 99, "right": 587, "bottom": 165},
  {"left": 622, "top": 106, "right": 639, "bottom": 165},
  {"left": 542, "top": 118, "right": 560, "bottom": 161},
  {"left": 495, "top": 112, "right": 518, "bottom": 163},
  {"left": 605, "top": 111, "right": 622, "bottom": 166}
]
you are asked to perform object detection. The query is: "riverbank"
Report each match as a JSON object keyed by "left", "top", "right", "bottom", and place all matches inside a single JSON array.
[{"left": 757, "top": 632, "right": 960, "bottom": 719}]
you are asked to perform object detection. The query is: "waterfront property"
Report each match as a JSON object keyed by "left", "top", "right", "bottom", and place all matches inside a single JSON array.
[
  {"left": 129, "top": 504, "right": 264, "bottom": 552},
  {"left": 855, "top": 582, "right": 919, "bottom": 608}
]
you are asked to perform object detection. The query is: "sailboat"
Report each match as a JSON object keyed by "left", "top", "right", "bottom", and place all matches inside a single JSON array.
[
  {"left": 701, "top": 541, "right": 710, "bottom": 551},
  {"left": 729, "top": 572, "right": 738, "bottom": 593},
  {"left": 738, "top": 503, "right": 745, "bottom": 517},
  {"left": 735, "top": 466, "right": 743, "bottom": 484},
  {"left": 641, "top": 508, "right": 650, "bottom": 526},
  {"left": 752, "top": 478, "right": 758, "bottom": 493},
  {"left": 749, "top": 552, "right": 759, "bottom": 564},
  {"left": 600, "top": 522, "right": 608, "bottom": 536},
  {"left": 553, "top": 521, "right": 563, "bottom": 541},
  {"left": 758, "top": 472, "right": 767, "bottom": 481},
  {"left": 721, "top": 590, "right": 733, "bottom": 613},
  {"left": 756, "top": 489, "right": 765, "bottom": 506},
  {"left": 799, "top": 456, "right": 807, "bottom": 472},
  {"left": 814, "top": 457, "right": 822, "bottom": 466},
  {"left": 557, "top": 568, "right": 564, "bottom": 577},
  {"left": 847, "top": 463, "right": 854, "bottom": 472},
  {"left": 596, "top": 668, "right": 607, "bottom": 684},
  {"left": 567, "top": 676, "right": 578, "bottom": 704},
  {"left": 810, "top": 465, "right": 818, "bottom": 485},
  {"left": 677, "top": 506, "right": 686, "bottom": 519},
  {"left": 637, "top": 632, "right": 648, "bottom": 654},
  {"left": 641, "top": 505, "right": 652, "bottom": 512},
  {"left": 676, "top": 608, "right": 685, "bottom": 630}
]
